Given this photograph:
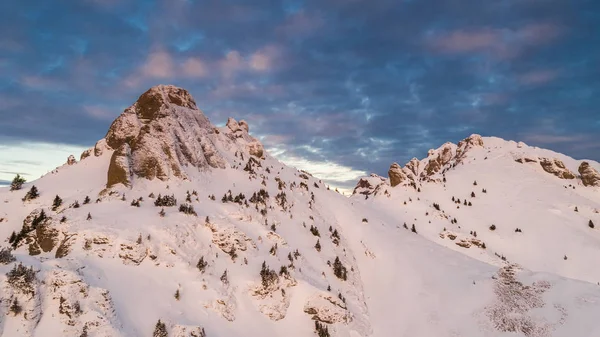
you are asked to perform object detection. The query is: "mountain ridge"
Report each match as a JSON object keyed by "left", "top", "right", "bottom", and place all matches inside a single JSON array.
[{"left": 1, "top": 85, "right": 600, "bottom": 337}]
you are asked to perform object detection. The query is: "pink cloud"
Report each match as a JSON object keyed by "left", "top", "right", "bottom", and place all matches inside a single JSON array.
[
  {"left": 20, "top": 76, "right": 66, "bottom": 90},
  {"left": 276, "top": 11, "right": 324, "bottom": 38},
  {"left": 522, "top": 134, "right": 587, "bottom": 144},
  {"left": 429, "top": 29, "right": 500, "bottom": 53},
  {"left": 140, "top": 50, "right": 174, "bottom": 78},
  {"left": 249, "top": 45, "right": 282, "bottom": 72},
  {"left": 518, "top": 69, "right": 559, "bottom": 85},
  {"left": 83, "top": 105, "right": 115, "bottom": 120},
  {"left": 182, "top": 58, "right": 208, "bottom": 78},
  {"left": 516, "top": 23, "right": 564, "bottom": 45},
  {"left": 426, "top": 22, "right": 565, "bottom": 60}
]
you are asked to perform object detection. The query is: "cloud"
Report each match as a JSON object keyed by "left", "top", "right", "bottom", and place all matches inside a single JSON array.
[
  {"left": 516, "top": 23, "right": 564, "bottom": 45},
  {"left": 141, "top": 50, "right": 175, "bottom": 78},
  {"left": 182, "top": 58, "right": 208, "bottom": 77},
  {"left": 521, "top": 134, "right": 587, "bottom": 144},
  {"left": 220, "top": 50, "right": 244, "bottom": 78},
  {"left": 83, "top": 105, "right": 117, "bottom": 120},
  {"left": 426, "top": 22, "right": 565, "bottom": 60},
  {"left": 518, "top": 70, "right": 559, "bottom": 85}
]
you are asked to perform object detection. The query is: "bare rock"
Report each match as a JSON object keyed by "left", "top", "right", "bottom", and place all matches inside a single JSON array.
[
  {"left": 67, "top": 155, "right": 77, "bottom": 165},
  {"left": 388, "top": 163, "right": 407, "bottom": 187},
  {"left": 458, "top": 134, "right": 484, "bottom": 148},
  {"left": 303, "top": 293, "right": 351, "bottom": 324},
  {"left": 422, "top": 143, "right": 455, "bottom": 177},
  {"left": 405, "top": 158, "right": 420, "bottom": 176},
  {"left": 101, "top": 85, "right": 230, "bottom": 187},
  {"left": 107, "top": 143, "right": 133, "bottom": 188},
  {"left": 94, "top": 138, "right": 111, "bottom": 157},
  {"left": 248, "top": 140, "right": 265, "bottom": 159},
  {"left": 579, "top": 162, "right": 600, "bottom": 187},
  {"left": 539, "top": 158, "right": 576, "bottom": 179},
  {"left": 239, "top": 120, "right": 249, "bottom": 132}
]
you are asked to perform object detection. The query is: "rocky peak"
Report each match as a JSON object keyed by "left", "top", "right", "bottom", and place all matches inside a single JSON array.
[
  {"left": 458, "top": 134, "right": 484, "bottom": 149},
  {"left": 579, "top": 162, "right": 600, "bottom": 187},
  {"left": 80, "top": 85, "right": 265, "bottom": 188},
  {"left": 388, "top": 163, "right": 408, "bottom": 187}
]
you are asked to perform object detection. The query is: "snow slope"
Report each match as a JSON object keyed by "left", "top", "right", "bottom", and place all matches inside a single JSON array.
[{"left": 1, "top": 86, "right": 600, "bottom": 337}]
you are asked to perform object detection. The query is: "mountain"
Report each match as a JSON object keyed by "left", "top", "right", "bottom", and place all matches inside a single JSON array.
[{"left": 1, "top": 85, "right": 600, "bottom": 337}]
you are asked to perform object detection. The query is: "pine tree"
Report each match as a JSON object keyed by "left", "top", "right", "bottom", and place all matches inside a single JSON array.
[
  {"left": 220, "top": 270, "right": 229, "bottom": 284},
  {"left": 197, "top": 256, "right": 207, "bottom": 273},
  {"left": 8, "top": 231, "right": 17, "bottom": 244},
  {"left": 22, "top": 185, "right": 39, "bottom": 201},
  {"left": 153, "top": 319, "right": 168, "bottom": 337},
  {"left": 315, "top": 239, "right": 321, "bottom": 252},
  {"left": 86, "top": 213, "right": 92, "bottom": 220},
  {"left": 10, "top": 298, "right": 22, "bottom": 315},
  {"left": 174, "top": 289, "right": 180, "bottom": 300},
  {"left": 333, "top": 257, "right": 347, "bottom": 281},
  {"left": 52, "top": 195, "right": 63, "bottom": 211},
  {"left": 10, "top": 174, "right": 26, "bottom": 191},
  {"left": 411, "top": 224, "right": 417, "bottom": 233},
  {"left": 83, "top": 196, "right": 91, "bottom": 204},
  {"left": 589, "top": 220, "right": 595, "bottom": 229},
  {"left": 471, "top": 191, "right": 475, "bottom": 198}
]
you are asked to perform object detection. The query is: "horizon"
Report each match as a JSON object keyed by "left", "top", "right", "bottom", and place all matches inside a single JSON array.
[{"left": 1, "top": 0, "right": 599, "bottom": 190}]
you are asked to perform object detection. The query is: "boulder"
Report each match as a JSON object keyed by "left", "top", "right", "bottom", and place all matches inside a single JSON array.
[{"left": 579, "top": 162, "right": 600, "bottom": 187}]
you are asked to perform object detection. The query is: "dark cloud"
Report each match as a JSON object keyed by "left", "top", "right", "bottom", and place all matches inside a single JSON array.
[
  {"left": 0, "top": 180, "right": 10, "bottom": 186},
  {"left": 1, "top": 0, "right": 599, "bottom": 188}
]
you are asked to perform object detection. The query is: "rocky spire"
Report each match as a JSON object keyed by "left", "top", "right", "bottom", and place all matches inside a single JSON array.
[{"left": 81, "top": 85, "right": 265, "bottom": 188}]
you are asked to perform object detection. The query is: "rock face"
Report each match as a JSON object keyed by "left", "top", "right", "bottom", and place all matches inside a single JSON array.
[
  {"left": 66, "top": 155, "right": 76, "bottom": 165},
  {"left": 388, "top": 163, "right": 407, "bottom": 187},
  {"left": 81, "top": 85, "right": 265, "bottom": 188},
  {"left": 579, "top": 162, "right": 600, "bottom": 187},
  {"left": 539, "top": 158, "right": 576, "bottom": 180},
  {"left": 422, "top": 142, "right": 455, "bottom": 177}
]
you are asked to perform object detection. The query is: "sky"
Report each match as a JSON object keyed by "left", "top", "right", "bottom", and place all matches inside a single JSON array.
[{"left": 0, "top": 0, "right": 599, "bottom": 191}]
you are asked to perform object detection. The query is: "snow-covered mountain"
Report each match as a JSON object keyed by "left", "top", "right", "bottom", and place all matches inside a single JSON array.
[{"left": 1, "top": 85, "right": 600, "bottom": 337}]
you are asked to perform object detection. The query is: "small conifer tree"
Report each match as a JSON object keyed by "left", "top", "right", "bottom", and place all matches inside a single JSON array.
[
  {"left": 153, "top": 319, "right": 168, "bottom": 337},
  {"left": 52, "top": 195, "right": 63, "bottom": 211},
  {"left": 10, "top": 174, "right": 26, "bottom": 191}
]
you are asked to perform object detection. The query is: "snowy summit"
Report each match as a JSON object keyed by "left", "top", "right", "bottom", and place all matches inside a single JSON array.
[{"left": 1, "top": 85, "right": 600, "bottom": 337}]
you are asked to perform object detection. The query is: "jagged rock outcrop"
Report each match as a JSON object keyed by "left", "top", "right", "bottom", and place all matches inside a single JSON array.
[
  {"left": 67, "top": 155, "right": 76, "bottom": 166},
  {"left": 388, "top": 163, "right": 407, "bottom": 187},
  {"left": 303, "top": 293, "right": 351, "bottom": 324},
  {"left": 421, "top": 142, "right": 455, "bottom": 177},
  {"left": 353, "top": 174, "right": 388, "bottom": 196},
  {"left": 579, "top": 162, "right": 600, "bottom": 187},
  {"left": 78, "top": 85, "right": 265, "bottom": 188},
  {"left": 458, "top": 134, "right": 484, "bottom": 148},
  {"left": 405, "top": 158, "right": 420, "bottom": 176},
  {"left": 539, "top": 158, "right": 576, "bottom": 179}
]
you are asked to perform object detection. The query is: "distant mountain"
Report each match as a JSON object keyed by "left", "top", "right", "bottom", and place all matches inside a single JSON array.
[{"left": 1, "top": 86, "right": 599, "bottom": 337}]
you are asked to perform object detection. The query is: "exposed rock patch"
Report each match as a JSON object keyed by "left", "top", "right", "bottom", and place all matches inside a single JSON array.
[
  {"left": 388, "top": 163, "right": 408, "bottom": 187},
  {"left": 303, "top": 293, "right": 352, "bottom": 324},
  {"left": 579, "top": 162, "right": 600, "bottom": 187},
  {"left": 539, "top": 158, "right": 575, "bottom": 179}
]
